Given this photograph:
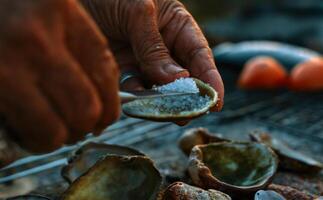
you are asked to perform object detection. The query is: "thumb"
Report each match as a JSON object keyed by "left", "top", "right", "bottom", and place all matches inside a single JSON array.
[{"left": 128, "top": 6, "right": 189, "bottom": 84}]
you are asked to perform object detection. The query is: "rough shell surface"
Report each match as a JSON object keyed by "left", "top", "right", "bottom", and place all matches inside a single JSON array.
[
  {"left": 268, "top": 184, "right": 316, "bottom": 200},
  {"left": 161, "top": 182, "right": 231, "bottom": 200}
]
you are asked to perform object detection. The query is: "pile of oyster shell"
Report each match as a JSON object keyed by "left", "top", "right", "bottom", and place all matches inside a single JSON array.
[
  {"left": 178, "top": 128, "right": 323, "bottom": 200},
  {"left": 10, "top": 128, "right": 323, "bottom": 200}
]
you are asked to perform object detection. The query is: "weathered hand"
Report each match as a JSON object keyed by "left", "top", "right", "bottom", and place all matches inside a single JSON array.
[
  {"left": 0, "top": 0, "right": 120, "bottom": 152},
  {"left": 81, "top": 0, "right": 224, "bottom": 111}
]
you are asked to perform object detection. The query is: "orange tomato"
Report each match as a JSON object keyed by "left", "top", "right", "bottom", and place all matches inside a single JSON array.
[
  {"left": 238, "top": 56, "right": 288, "bottom": 90},
  {"left": 290, "top": 57, "right": 323, "bottom": 91}
]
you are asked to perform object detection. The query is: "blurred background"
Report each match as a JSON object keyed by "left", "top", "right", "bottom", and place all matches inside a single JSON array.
[{"left": 183, "top": 0, "right": 323, "bottom": 52}]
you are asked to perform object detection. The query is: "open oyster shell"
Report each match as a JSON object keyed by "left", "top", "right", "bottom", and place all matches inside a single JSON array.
[
  {"left": 250, "top": 132, "right": 323, "bottom": 173},
  {"left": 61, "top": 142, "right": 144, "bottom": 183},
  {"left": 161, "top": 182, "right": 231, "bottom": 200},
  {"left": 61, "top": 155, "right": 162, "bottom": 200},
  {"left": 122, "top": 78, "right": 218, "bottom": 122},
  {"left": 178, "top": 128, "right": 230, "bottom": 156},
  {"left": 188, "top": 142, "right": 278, "bottom": 194},
  {"left": 254, "top": 190, "right": 286, "bottom": 200}
]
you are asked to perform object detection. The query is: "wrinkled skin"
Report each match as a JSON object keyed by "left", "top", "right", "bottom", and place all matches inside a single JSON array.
[
  {"left": 0, "top": 0, "right": 224, "bottom": 153},
  {"left": 80, "top": 0, "right": 224, "bottom": 109},
  {"left": 0, "top": 0, "right": 120, "bottom": 152}
]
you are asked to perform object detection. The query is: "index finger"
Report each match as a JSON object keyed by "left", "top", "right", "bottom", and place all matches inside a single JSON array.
[
  {"left": 160, "top": 3, "right": 224, "bottom": 110},
  {"left": 65, "top": 0, "right": 120, "bottom": 133}
]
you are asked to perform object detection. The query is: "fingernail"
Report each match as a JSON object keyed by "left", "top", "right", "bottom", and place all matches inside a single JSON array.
[
  {"left": 163, "top": 64, "right": 188, "bottom": 75},
  {"left": 175, "top": 120, "right": 190, "bottom": 126}
]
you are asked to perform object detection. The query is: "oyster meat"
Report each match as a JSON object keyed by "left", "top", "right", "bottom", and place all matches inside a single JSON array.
[
  {"left": 122, "top": 78, "right": 218, "bottom": 122},
  {"left": 250, "top": 132, "right": 323, "bottom": 173},
  {"left": 62, "top": 155, "right": 162, "bottom": 200},
  {"left": 188, "top": 142, "right": 278, "bottom": 194}
]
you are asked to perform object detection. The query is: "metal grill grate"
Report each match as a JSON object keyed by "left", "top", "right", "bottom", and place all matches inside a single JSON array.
[
  {"left": 219, "top": 91, "right": 323, "bottom": 139},
  {"left": 214, "top": 68, "right": 323, "bottom": 141}
]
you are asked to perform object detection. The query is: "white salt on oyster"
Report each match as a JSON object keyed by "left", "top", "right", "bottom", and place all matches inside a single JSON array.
[
  {"left": 122, "top": 78, "right": 218, "bottom": 122},
  {"left": 155, "top": 78, "right": 200, "bottom": 94}
]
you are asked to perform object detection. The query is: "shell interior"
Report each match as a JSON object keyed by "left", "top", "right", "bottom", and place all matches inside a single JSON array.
[
  {"left": 62, "top": 155, "right": 162, "bottom": 200},
  {"left": 200, "top": 142, "right": 277, "bottom": 187}
]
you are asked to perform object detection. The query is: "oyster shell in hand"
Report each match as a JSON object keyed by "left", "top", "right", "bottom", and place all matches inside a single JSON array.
[{"left": 122, "top": 78, "right": 218, "bottom": 122}]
